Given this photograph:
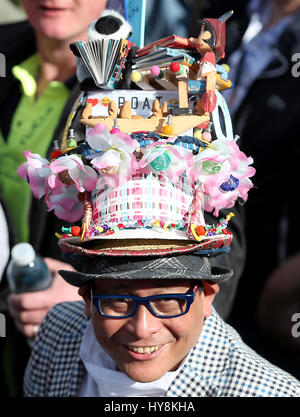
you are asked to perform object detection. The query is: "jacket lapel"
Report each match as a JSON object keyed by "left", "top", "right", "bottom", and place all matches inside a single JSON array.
[{"left": 47, "top": 327, "right": 86, "bottom": 397}]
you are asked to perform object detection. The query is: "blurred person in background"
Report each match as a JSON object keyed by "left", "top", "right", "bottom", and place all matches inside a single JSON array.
[
  {"left": 203, "top": 0, "right": 300, "bottom": 379},
  {"left": 0, "top": 193, "right": 10, "bottom": 284},
  {"left": 0, "top": 0, "right": 26, "bottom": 24}
]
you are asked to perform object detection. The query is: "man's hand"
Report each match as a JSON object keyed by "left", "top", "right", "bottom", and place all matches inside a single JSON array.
[{"left": 8, "top": 257, "right": 81, "bottom": 339}]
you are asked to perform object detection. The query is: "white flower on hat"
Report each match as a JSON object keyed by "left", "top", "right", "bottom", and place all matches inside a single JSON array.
[
  {"left": 86, "top": 123, "right": 139, "bottom": 187},
  {"left": 193, "top": 139, "right": 255, "bottom": 215},
  {"left": 138, "top": 141, "right": 193, "bottom": 183},
  {"left": 45, "top": 185, "right": 84, "bottom": 222},
  {"left": 17, "top": 150, "right": 51, "bottom": 199}
]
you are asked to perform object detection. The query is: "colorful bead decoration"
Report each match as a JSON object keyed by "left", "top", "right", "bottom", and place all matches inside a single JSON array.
[
  {"left": 150, "top": 152, "right": 171, "bottom": 171},
  {"left": 162, "top": 125, "right": 174, "bottom": 135},
  {"left": 67, "top": 139, "right": 77, "bottom": 148},
  {"left": 220, "top": 175, "right": 239, "bottom": 191},
  {"left": 202, "top": 160, "right": 222, "bottom": 174},
  {"left": 170, "top": 62, "right": 180, "bottom": 73},
  {"left": 131, "top": 71, "right": 143, "bottom": 82}
]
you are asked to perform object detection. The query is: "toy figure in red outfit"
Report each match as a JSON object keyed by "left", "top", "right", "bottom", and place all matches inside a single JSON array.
[{"left": 189, "top": 11, "right": 233, "bottom": 112}]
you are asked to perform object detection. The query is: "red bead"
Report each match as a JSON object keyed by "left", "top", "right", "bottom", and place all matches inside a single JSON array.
[
  {"left": 117, "top": 223, "right": 125, "bottom": 229},
  {"left": 51, "top": 150, "right": 62, "bottom": 159},
  {"left": 71, "top": 226, "right": 81, "bottom": 236},
  {"left": 197, "top": 121, "right": 209, "bottom": 130},
  {"left": 170, "top": 62, "right": 180, "bottom": 73},
  {"left": 196, "top": 225, "right": 206, "bottom": 236},
  {"left": 105, "top": 230, "right": 114, "bottom": 235}
]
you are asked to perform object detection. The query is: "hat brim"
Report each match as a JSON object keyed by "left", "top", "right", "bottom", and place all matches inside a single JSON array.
[
  {"left": 58, "top": 233, "right": 232, "bottom": 257},
  {"left": 59, "top": 264, "right": 232, "bottom": 286}
]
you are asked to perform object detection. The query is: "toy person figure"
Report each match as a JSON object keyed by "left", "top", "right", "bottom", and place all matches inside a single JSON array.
[{"left": 188, "top": 11, "right": 233, "bottom": 113}]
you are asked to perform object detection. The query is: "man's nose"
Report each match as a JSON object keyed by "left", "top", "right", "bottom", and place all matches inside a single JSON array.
[{"left": 126, "top": 304, "right": 162, "bottom": 338}]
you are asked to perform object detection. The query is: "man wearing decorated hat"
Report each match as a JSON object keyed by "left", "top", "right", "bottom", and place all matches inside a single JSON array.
[
  {"left": 20, "top": 9, "right": 300, "bottom": 397},
  {"left": 23, "top": 250, "right": 300, "bottom": 396},
  {"left": 21, "top": 117, "right": 299, "bottom": 397}
]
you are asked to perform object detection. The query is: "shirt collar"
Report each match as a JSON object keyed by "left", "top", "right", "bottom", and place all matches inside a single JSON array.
[
  {"left": 12, "top": 53, "right": 39, "bottom": 96},
  {"left": 12, "top": 53, "right": 76, "bottom": 96}
]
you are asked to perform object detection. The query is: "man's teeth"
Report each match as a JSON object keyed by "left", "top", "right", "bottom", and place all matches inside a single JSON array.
[{"left": 128, "top": 345, "right": 160, "bottom": 353}]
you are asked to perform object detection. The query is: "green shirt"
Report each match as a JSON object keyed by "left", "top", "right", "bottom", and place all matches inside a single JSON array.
[{"left": 0, "top": 53, "right": 70, "bottom": 242}]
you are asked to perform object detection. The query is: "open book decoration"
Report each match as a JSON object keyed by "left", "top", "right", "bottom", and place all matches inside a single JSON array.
[{"left": 75, "top": 38, "right": 132, "bottom": 89}]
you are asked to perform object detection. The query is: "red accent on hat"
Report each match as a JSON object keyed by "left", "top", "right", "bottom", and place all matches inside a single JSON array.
[{"left": 204, "top": 18, "right": 226, "bottom": 61}]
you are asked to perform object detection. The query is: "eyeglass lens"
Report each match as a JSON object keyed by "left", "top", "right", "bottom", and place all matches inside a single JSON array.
[{"left": 99, "top": 296, "right": 188, "bottom": 317}]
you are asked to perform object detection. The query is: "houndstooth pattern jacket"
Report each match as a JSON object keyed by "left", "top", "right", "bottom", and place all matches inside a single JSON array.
[{"left": 23, "top": 301, "right": 300, "bottom": 397}]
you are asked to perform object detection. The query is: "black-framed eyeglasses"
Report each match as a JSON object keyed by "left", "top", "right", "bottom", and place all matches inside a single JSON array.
[{"left": 92, "top": 286, "right": 200, "bottom": 319}]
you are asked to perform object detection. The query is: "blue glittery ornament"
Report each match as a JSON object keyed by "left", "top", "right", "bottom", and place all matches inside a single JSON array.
[{"left": 220, "top": 175, "right": 239, "bottom": 191}]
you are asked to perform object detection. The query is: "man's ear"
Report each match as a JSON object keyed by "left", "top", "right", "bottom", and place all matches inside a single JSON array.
[
  {"left": 201, "top": 280, "right": 219, "bottom": 318},
  {"left": 78, "top": 283, "right": 92, "bottom": 318}
]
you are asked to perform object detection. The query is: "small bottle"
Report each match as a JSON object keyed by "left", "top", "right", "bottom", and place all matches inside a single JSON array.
[
  {"left": 7, "top": 243, "right": 53, "bottom": 294},
  {"left": 67, "top": 128, "right": 77, "bottom": 149}
]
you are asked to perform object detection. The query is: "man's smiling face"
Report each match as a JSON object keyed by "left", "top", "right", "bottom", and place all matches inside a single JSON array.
[{"left": 82, "top": 278, "right": 217, "bottom": 382}]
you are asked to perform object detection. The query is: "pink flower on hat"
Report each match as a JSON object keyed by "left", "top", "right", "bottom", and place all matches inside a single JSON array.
[
  {"left": 138, "top": 141, "right": 194, "bottom": 183},
  {"left": 193, "top": 139, "right": 255, "bottom": 216},
  {"left": 86, "top": 123, "right": 139, "bottom": 187},
  {"left": 48, "top": 154, "right": 98, "bottom": 193},
  {"left": 17, "top": 150, "right": 51, "bottom": 198},
  {"left": 45, "top": 186, "right": 84, "bottom": 222},
  {"left": 193, "top": 141, "right": 232, "bottom": 185}
]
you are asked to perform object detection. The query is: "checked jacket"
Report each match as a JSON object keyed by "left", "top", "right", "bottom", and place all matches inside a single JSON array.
[{"left": 24, "top": 301, "right": 300, "bottom": 397}]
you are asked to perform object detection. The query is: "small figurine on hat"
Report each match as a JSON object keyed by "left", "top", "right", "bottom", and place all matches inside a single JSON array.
[{"left": 188, "top": 11, "right": 233, "bottom": 113}]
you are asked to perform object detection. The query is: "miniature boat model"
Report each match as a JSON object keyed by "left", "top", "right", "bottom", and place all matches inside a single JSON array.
[
  {"left": 80, "top": 92, "right": 210, "bottom": 136},
  {"left": 80, "top": 113, "right": 210, "bottom": 135}
]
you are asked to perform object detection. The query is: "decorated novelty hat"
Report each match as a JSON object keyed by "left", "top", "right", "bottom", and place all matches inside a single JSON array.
[
  {"left": 18, "top": 101, "right": 254, "bottom": 257},
  {"left": 17, "top": 9, "right": 255, "bottom": 282}
]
